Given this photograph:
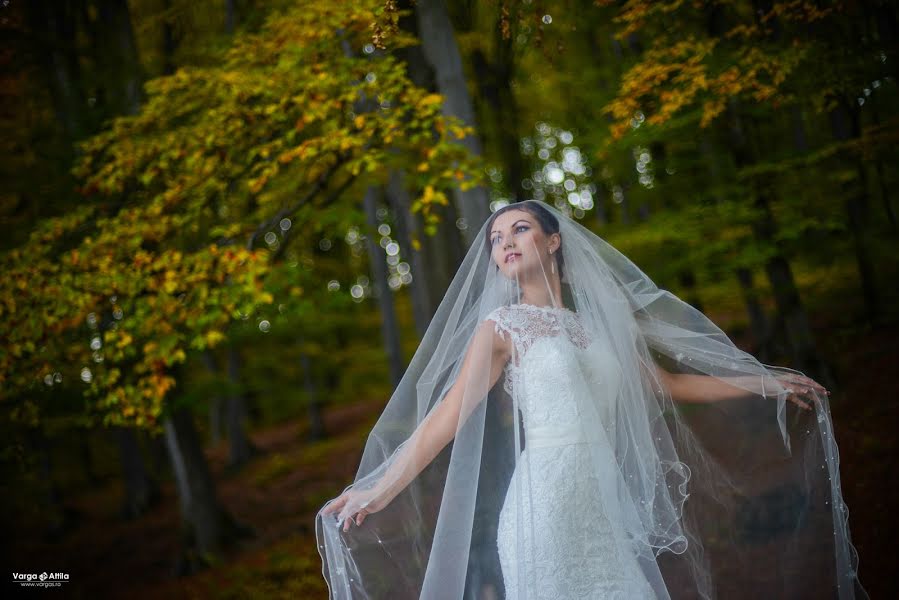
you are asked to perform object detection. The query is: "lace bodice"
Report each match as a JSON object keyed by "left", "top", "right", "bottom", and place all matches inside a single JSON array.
[
  {"left": 487, "top": 303, "right": 590, "bottom": 366},
  {"left": 486, "top": 303, "right": 621, "bottom": 441}
]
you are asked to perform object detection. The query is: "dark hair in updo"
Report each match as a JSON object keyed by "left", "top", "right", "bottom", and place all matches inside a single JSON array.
[{"left": 483, "top": 200, "right": 564, "bottom": 279}]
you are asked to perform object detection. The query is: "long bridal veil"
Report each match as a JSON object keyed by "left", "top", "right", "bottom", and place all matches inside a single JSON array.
[{"left": 315, "top": 200, "right": 866, "bottom": 599}]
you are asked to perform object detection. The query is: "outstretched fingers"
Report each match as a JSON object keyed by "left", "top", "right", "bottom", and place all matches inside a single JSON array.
[
  {"left": 340, "top": 510, "right": 366, "bottom": 532},
  {"left": 787, "top": 391, "right": 812, "bottom": 411},
  {"left": 776, "top": 373, "right": 831, "bottom": 413},
  {"left": 781, "top": 373, "right": 829, "bottom": 396},
  {"left": 794, "top": 374, "right": 829, "bottom": 395},
  {"left": 782, "top": 377, "right": 835, "bottom": 411},
  {"left": 321, "top": 493, "right": 348, "bottom": 516},
  {"left": 322, "top": 492, "right": 365, "bottom": 531}
]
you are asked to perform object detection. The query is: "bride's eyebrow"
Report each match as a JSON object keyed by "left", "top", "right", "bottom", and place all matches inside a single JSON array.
[{"left": 490, "top": 219, "right": 531, "bottom": 237}]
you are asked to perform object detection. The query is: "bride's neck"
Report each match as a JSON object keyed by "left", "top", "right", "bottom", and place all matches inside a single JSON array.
[{"left": 520, "top": 283, "right": 562, "bottom": 308}]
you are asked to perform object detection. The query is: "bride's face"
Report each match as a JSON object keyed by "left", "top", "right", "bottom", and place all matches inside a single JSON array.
[{"left": 489, "top": 209, "right": 553, "bottom": 280}]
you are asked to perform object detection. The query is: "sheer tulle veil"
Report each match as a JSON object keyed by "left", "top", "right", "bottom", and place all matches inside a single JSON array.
[{"left": 315, "top": 200, "right": 866, "bottom": 599}]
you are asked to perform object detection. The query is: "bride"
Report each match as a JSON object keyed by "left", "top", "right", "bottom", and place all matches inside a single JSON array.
[{"left": 316, "top": 200, "right": 865, "bottom": 599}]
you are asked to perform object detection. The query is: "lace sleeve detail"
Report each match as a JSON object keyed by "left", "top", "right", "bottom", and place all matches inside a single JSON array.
[
  {"left": 486, "top": 306, "right": 513, "bottom": 343},
  {"left": 485, "top": 304, "right": 590, "bottom": 368},
  {"left": 484, "top": 307, "right": 516, "bottom": 395}
]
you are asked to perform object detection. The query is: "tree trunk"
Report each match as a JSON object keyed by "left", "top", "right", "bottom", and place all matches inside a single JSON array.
[
  {"left": 78, "top": 429, "right": 100, "bottom": 485},
  {"left": 735, "top": 266, "right": 775, "bottom": 361},
  {"left": 868, "top": 104, "right": 897, "bottom": 232},
  {"left": 725, "top": 102, "right": 833, "bottom": 385},
  {"left": 113, "top": 425, "right": 160, "bottom": 519},
  {"left": 676, "top": 270, "right": 704, "bottom": 313},
  {"left": 93, "top": 0, "right": 143, "bottom": 116},
  {"left": 25, "top": 0, "right": 89, "bottom": 139},
  {"left": 341, "top": 32, "right": 407, "bottom": 382},
  {"left": 226, "top": 346, "right": 257, "bottom": 468},
  {"left": 829, "top": 98, "right": 880, "bottom": 323},
  {"left": 386, "top": 169, "right": 434, "bottom": 336},
  {"left": 593, "top": 184, "right": 608, "bottom": 226},
  {"left": 618, "top": 184, "right": 630, "bottom": 225},
  {"left": 364, "top": 187, "right": 406, "bottom": 387},
  {"left": 201, "top": 350, "right": 225, "bottom": 445},
  {"left": 161, "top": 0, "right": 179, "bottom": 76},
  {"left": 28, "top": 427, "right": 77, "bottom": 540},
  {"left": 147, "top": 429, "right": 170, "bottom": 479},
  {"left": 162, "top": 407, "right": 253, "bottom": 572},
  {"left": 225, "top": 0, "right": 236, "bottom": 34},
  {"left": 299, "top": 331, "right": 326, "bottom": 442},
  {"left": 701, "top": 134, "right": 778, "bottom": 348},
  {"left": 790, "top": 105, "right": 809, "bottom": 153},
  {"left": 393, "top": 0, "right": 465, "bottom": 319},
  {"left": 751, "top": 184, "right": 835, "bottom": 388},
  {"left": 415, "top": 0, "right": 491, "bottom": 239},
  {"left": 470, "top": 21, "right": 526, "bottom": 202}
]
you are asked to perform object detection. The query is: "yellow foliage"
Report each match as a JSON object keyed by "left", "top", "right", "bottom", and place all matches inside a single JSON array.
[
  {"left": 420, "top": 184, "right": 448, "bottom": 208},
  {"left": 117, "top": 332, "right": 133, "bottom": 349},
  {"left": 420, "top": 93, "right": 443, "bottom": 107},
  {"left": 205, "top": 330, "right": 226, "bottom": 346}
]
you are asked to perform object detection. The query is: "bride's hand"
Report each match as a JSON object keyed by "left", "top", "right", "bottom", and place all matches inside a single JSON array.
[
  {"left": 774, "top": 372, "right": 830, "bottom": 411},
  {"left": 321, "top": 485, "right": 387, "bottom": 532}
]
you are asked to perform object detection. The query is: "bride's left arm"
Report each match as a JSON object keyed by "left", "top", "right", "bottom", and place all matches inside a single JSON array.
[{"left": 646, "top": 360, "right": 824, "bottom": 410}]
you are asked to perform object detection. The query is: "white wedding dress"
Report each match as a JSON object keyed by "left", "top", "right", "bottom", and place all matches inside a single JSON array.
[{"left": 488, "top": 303, "right": 657, "bottom": 600}]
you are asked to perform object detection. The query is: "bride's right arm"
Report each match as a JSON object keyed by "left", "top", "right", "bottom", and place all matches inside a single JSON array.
[
  {"left": 370, "top": 318, "right": 511, "bottom": 504},
  {"left": 323, "top": 318, "right": 510, "bottom": 530}
]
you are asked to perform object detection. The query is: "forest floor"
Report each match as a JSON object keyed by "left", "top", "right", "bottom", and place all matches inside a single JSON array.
[{"left": 10, "top": 304, "right": 898, "bottom": 599}]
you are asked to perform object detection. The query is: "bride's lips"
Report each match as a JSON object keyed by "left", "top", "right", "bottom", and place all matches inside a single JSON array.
[{"left": 505, "top": 252, "right": 521, "bottom": 263}]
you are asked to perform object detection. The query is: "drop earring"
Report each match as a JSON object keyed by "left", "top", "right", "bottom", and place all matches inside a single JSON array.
[{"left": 550, "top": 250, "right": 555, "bottom": 274}]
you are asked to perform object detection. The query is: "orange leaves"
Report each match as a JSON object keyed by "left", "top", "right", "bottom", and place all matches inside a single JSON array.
[
  {"left": 249, "top": 172, "right": 272, "bottom": 194},
  {"left": 277, "top": 141, "right": 317, "bottom": 166},
  {"left": 604, "top": 26, "right": 804, "bottom": 139},
  {"left": 606, "top": 0, "right": 689, "bottom": 40}
]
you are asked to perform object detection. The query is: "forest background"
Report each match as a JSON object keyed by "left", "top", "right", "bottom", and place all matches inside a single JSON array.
[{"left": 1, "top": 0, "right": 896, "bottom": 597}]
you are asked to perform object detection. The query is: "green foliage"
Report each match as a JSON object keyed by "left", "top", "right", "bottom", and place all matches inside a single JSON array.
[{"left": 1, "top": 0, "right": 486, "bottom": 430}]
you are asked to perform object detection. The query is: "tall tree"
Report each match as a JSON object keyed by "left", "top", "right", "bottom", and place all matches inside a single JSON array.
[
  {"left": 388, "top": 0, "right": 466, "bottom": 327},
  {"left": 415, "top": 0, "right": 492, "bottom": 240}
]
